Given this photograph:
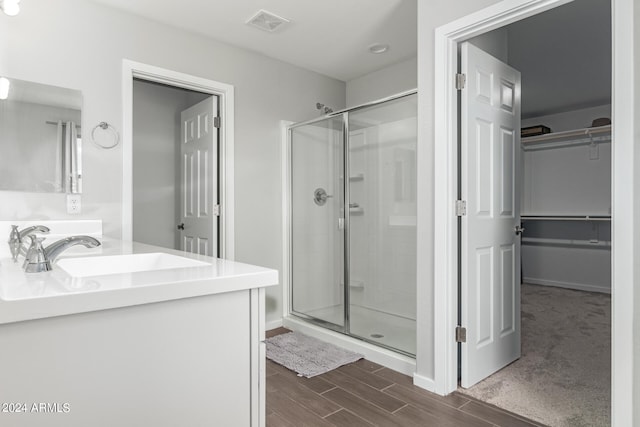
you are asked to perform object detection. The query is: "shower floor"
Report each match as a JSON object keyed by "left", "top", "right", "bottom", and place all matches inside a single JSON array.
[{"left": 303, "top": 304, "right": 416, "bottom": 355}]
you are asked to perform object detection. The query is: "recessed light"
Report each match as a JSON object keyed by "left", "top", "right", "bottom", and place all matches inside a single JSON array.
[
  {"left": 369, "top": 43, "right": 389, "bottom": 54},
  {"left": 0, "top": 77, "right": 10, "bottom": 100},
  {"left": 0, "top": 0, "right": 20, "bottom": 16}
]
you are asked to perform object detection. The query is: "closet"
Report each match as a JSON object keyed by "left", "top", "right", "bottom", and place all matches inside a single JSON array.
[{"left": 521, "top": 113, "right": 611, "bottom": 294}]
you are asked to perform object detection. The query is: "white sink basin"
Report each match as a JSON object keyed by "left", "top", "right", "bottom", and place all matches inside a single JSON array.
[{"left": 57, "top": 253, "right": 209, "bottom": 277}]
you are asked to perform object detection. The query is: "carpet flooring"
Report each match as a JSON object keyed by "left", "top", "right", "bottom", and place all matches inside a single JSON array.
[{"left": 458, "top": 284, "right": 611, "bottom": 426}]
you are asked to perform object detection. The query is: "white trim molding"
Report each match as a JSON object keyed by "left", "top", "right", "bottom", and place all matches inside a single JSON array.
[
  {"left": 611, "top": 0, "right": 637, "bottom": 424},
  {"left": 280, "top": 120, "right": 294, "bottom": 322},
  {"left": 121, "top": 60, "right": 235, "bottom": 260}
]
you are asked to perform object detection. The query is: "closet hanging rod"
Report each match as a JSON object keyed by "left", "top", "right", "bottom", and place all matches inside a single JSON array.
[
  {"left": 521, "top": 215, "right": 611, "bottom": 222},
  {"left": 522, "top": 237, "right": 611, "bottom": 248},
  {"left": 522, "top": 124, "right": 611, "bottom": 143},
  {"left": 521, "top": 125, "right": 611, "bottom": 151}
]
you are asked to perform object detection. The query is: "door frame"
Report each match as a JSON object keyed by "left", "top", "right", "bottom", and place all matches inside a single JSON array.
[
  {"left": 121, "top": 60, "right": 235, "bottom": 260},
  {"left": 431, "top": 0, "right": 634, "bottom": 424}
]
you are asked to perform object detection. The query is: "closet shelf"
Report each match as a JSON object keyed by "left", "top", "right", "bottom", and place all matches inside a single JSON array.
[
  {"left": 521, "top": 125, "right": 611, "bottom": 151},
  {"left": 521, "top": 215, "right": 611, "bottom": 222}
]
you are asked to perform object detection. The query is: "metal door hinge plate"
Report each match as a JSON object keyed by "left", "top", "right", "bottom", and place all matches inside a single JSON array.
[
  {"left": 456, "top": 326, "right": 467, "bottom": 343},
  {"left": 213, "top": 204, "right": 221, "bottom": 216},
  {"left": 456, "top": 200, "right": 467, "bottom": 216},
  {"left": 456, "top": 73, "right": 466, "bottom": 90},
  {"left": 213, "top": 116, "right": 221, "bottom": 129}
]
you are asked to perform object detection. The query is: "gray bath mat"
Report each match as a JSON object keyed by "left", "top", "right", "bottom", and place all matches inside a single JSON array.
[{"left": 265, "top": 331, "right": 363, "bottom": 378}]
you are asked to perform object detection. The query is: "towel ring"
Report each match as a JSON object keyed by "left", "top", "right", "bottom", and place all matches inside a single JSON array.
[{"left": 91, "top": 122, "right": 120, "bottom": 149}]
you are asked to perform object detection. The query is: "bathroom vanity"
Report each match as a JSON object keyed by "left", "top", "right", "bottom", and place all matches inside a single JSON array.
[{"left": 0, "top": 225, "right": 277, "bottom": 427}]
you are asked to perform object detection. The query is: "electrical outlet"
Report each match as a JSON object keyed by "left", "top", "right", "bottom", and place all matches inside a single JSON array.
[{"left": 67, "top": 194, "right": 82, "bottom": 214}]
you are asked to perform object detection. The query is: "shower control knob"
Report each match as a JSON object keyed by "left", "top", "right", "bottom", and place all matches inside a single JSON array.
[{"left": 313, "top": 188, "right": 333, "bottom": 206}]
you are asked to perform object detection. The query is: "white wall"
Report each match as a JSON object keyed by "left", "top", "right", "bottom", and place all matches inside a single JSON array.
[
  {"left": 346, "top": 57, "right": 417, "bottom": 107},
  {"left": 630, "top": 0, "right": 640, "bottom": 420},
  {"left": 467, "top": 27, "right": 508, "bottom": 62},
  {"left": 0, "top": 0, "right": 346, "bottom": 325},
  {"left": 521, "top": 104, "right": 612, "bottom": 132}
]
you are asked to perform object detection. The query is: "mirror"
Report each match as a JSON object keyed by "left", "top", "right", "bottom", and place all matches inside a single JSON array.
[{"left": 0, "top": 77, "right": 82, "bottom": 193}]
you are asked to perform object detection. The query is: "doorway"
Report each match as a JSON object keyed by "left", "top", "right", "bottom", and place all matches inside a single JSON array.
[
  {"left": 132, "top": 79, "right": 217, "bottom": 254},
  {"left": 430, "top": 0, "right": 618, "bottom": 424},
  {"left": 121, "top": 60, "right": 236, "bottom": 260}
]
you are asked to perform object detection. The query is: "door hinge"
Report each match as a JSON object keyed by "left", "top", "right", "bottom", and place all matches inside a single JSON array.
[
  {"left": 456, "top": 200, "right": 467, "bottom": 216},
  {"left": 456, "top": 73, "right": 466, "bottom": 90},
  {"left": 456, "top": 326, "right": 467, "bottom": 343},
  {"left": 213, "top": 204, "right": 221, "bottom": 216},
  {"left": 213, "top": 116, "right": 221, "bottom": 129}
]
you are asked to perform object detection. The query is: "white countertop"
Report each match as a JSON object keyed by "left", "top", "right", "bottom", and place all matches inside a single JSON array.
[{"left": 0, "top": 238, "right": 278, "bottom": 325}]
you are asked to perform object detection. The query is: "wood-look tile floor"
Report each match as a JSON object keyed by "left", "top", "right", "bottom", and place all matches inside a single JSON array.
[{"left": 265, "top": 328, "right": 545, "bottom": 427}]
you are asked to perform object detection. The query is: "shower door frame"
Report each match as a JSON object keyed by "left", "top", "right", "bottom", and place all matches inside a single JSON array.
[
  {"left": 286, "top": 113, "right": 350, "bottom": 335},
  {"left": 284, "top": 89, "right": 418, "bottom": 354}
]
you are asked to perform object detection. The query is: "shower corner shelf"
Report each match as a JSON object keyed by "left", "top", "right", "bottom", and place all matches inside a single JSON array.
[{"left": 341, "top": 280, "right": 365, "bottom": 289}]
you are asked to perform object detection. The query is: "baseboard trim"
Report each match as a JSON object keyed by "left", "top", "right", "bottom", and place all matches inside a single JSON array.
[
  {"left": 265, "top": 318, "right": 283, "bottom": 331},
  {"left": 413, "top": 373, "right": 437, "bottom": 393},
  {"left": 523, "top": 277, "right": 611, "bottom": 294}
]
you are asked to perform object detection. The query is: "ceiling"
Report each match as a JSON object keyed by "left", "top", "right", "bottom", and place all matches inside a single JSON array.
[
  {"left": 86, "top": 0, "right": 418, "bottom": 82},
  {"left": 506, "top": 0, "right": 612, "bottom": 118},
  {"left": 83, "top": 0, "right": 609, "bottom": 116}
]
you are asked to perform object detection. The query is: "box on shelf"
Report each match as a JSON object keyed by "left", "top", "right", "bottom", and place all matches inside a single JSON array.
[{"left": 521, "top": 125, "right": 551, "bottom": 137}]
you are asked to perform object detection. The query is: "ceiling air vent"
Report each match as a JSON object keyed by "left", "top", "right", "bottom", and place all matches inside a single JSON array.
[{"left": 246, "top": 9, "right": 290, "bottom": 33}]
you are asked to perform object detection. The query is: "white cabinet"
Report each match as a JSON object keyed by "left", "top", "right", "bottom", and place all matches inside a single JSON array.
[{"left": 0, "top": 288, "right": 268, "bottom": 426}]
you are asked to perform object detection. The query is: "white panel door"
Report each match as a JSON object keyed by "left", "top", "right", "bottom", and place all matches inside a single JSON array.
[
  {"left": 180, "top": 96, "right": 218, "bottom": 257},
  {"left": 461, "top": 42, "right": 521, "bottom": 388}
]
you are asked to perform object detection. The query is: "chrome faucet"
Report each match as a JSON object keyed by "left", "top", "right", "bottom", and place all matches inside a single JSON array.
[
  {"left": 8, "top": 224, "right": 50, "bottom": 244},
  {"left": 23, "top": 235, "right": 101, "bottom": 273}
]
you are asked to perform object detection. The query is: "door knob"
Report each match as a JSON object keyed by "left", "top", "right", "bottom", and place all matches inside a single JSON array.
[
  {"left": 177, "top": 223, "right": 185, "bottom": 230},
  {"left": 515, "top": 225, "right": 525, "bottom": 235}
]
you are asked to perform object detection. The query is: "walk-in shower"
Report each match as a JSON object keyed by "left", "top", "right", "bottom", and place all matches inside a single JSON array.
[{"left": 286, "top": 91, "right": 417, "bottom": 358}]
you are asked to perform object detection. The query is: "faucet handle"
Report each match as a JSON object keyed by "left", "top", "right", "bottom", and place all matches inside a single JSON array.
[
  {"left": 23, "top": 236, "right": 51, "bottom": 272},
  {"left": 8, "top": 225, "right": 20, "bottom": 244}
]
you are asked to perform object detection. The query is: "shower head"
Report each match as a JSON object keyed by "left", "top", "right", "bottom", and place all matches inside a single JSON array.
[{"left": 316, "top": 102, "right": 333, "bottom": 115}]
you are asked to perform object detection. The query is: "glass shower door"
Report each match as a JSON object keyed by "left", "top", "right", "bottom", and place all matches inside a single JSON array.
[
  {"left": 347, "top": 94, "right": 418, "bottom": 355},
  {"left": 290, "top": 116, "right": 345, "bottom": 330}
]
